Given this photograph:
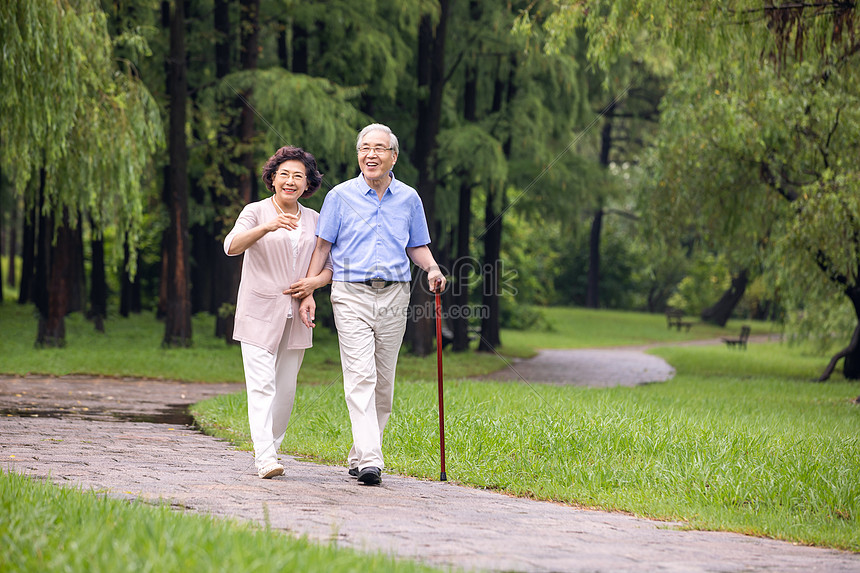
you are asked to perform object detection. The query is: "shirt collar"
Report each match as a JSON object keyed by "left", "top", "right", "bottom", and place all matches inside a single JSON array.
[{"left": 360, "top": 172, "right": 398, "bottom": 196}]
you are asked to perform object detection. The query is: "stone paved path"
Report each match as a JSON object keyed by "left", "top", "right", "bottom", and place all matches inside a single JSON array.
[
  {"left": 2, "top": 369, "right": 858, "bottom": 572},
  {"left": 479, "top": 348, "right": 676, "bottom": 386}
]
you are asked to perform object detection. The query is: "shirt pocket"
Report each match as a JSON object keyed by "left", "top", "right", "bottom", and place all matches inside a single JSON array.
[
  {"left": 387, "top": 212, "right": 411, "bottom": 245},
  {"left": 245, "top": 289, "right": 280, "bottom": 323}
]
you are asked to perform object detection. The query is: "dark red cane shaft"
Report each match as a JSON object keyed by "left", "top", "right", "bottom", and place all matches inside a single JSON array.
[{"left": 435, "top": 291, "right": 447, "bottom": 481}]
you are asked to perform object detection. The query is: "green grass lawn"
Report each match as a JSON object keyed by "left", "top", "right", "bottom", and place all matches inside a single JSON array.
[
  {"left": 1, "top": 301, "right": 857, "bottom": 559},
  {"left": 501, "top": 305, "right": 776, "bottom": 349},
  {"left": 193, "top": 343, "right": 860, "bottom": 551},
  {"left": 0, "top": 469, "right": 444, "bottom": 573}
]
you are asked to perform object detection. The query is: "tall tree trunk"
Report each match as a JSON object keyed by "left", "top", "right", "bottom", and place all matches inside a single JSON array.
[
  {"left": 700, "top": 268, "right": 749, "bottom": 326},
  {"left": 291, "top": 19, "right": 309, "bottom": 74},
  {"left": 89, "top": 220, "right": 107, "bottom": 332},
  {"left": 452, "top": 179, "right": 473, "bottom": 352},
  {"left": 586, "top": 207, "right": 603, "bottom": 308},
  {"left": 213, "top": 242, "right": 240, "bottom": 342},
  {"left": 408, "top": 1, "right": 451, "bottom": 357},
  {"left": 843, "top": 317, "right": 860, "bottom": 381},
  {"left": 157, "top": 2, "right": 171, "bottom": 321},
  {"left": 238, "top": 0, "right": 259, "bottom": 209},
  {"left": 277, "top": 14, "right": 288, "bottom": 69},
  {"left": 819, "top": 286, "right": 860, "bottom": 382},
  {"left": 0, "top": 192, "right": 4, "bottom": 304},
  {"left": 163, "top": 0, "right": 193, "bottom": 346},
  {"left": 33, "top": 171, "right": 50, "bottom": 326},
  {"left": 0, "top": 151, "right": 4, "bottom": 302},
  {"left": 18, "top": 177, "right": 38, "bottom": 305},
  {"left": 452, "top": 53, "right": 478, "bottom": 352},
  {"left": 157, "top": 232, "right": 168, "bottom": 319},
  {"left": 186, "top": 1, "right": 214, "bottom": 316},
  {"left": 213, "top": 0, "right": 239, "bottom": 341},
  {"left": 0, "top": 187, "right": 4, "bottom": 304},
  {"left": 478, "top": 190, "right": 503, "bottom": 351},
  {"left": 586, "top": 101, "right": 617, "bottom": 309},
  {"left": 36, "top": 207, "right": 75, "bottom": 348},
  {"left": 18, "top": 212, "right": 34, "bottom": 304},
  {"left": 214, "top": 0, "right": 231, "bottom": 75},
  {"left": 67, "top": 223, "right": 85, "bottom": 314},
  {"left": 120, "top": 237, "right": 141, "bottom": 316},
  {"left": 478, "top": 54, "right": 516, "bottom": 352},
  {"left": 190, "top": 178, "right": 214, "bottom": 314},
  {"left": 6, "top": 198, "right": 17, "bottom": 289},
  {"left": 213, "top": 0, "right": 256, "bottom": 343},
  {"left": 183, "top": 1, "right": 212, "bottom": 317}
]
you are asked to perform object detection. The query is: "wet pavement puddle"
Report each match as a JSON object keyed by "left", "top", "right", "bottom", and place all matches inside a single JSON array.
[{"left": 0, "top": 404, "right": 195, "bottom": 426}]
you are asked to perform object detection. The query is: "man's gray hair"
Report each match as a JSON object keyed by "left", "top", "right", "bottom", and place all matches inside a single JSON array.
[{"left": 356, "top": 123, "right": 399, "bottom": 154}]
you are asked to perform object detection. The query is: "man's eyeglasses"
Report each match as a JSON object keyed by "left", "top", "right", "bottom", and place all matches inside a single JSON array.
[{"left": 357, "top": 145, "right": 394, "bottom": 155}]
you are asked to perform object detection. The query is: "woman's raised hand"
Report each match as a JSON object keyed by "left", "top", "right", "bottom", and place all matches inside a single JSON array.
[{"left": 267, "top": 212, "right": 299, "bottom": 232}]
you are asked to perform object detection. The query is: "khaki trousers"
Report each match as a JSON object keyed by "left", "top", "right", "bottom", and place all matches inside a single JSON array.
[
  {"left": 241, "top": 318, "right": 305, "bottom": 471},
  {"left": 331, "top": 281, "right": 409, "bottom": 470}
]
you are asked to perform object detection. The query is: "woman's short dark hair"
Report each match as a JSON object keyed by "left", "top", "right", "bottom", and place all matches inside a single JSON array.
[{"left": 261, "top": 146, "right": 322, "bottom": 198}]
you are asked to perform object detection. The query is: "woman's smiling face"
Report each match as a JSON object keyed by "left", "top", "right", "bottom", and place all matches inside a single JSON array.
[{"left": 272, "top": 159, "right": 308, "bottom": 207}]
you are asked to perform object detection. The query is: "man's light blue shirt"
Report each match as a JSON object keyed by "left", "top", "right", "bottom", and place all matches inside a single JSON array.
[{"left": 316, "top": 173, "right": 431, "bottom": 282}]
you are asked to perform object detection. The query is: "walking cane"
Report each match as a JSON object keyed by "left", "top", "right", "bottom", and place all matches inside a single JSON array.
[{"left": 434, "top": 282, "right": 447, "bottom": 481}]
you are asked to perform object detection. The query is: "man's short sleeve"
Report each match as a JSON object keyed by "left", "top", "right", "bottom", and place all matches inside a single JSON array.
[
  {"left": 406, "top": 194, "right": 432, "bottom": 248},
  {"left": 316, "top": 190, "right": 341, "bottom": 243}
]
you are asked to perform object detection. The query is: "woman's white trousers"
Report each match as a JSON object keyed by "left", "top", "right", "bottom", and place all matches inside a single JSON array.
[{"left": 241, "top": 319, "right": 305, "bottom": 471}]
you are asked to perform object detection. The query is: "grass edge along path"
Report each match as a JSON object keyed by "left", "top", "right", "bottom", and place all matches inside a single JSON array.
[
  {"left": 0, "top": 303, "right": 758, "bottom": 382},
  {"left": 0, "top": 469, "right": 447, "bottom": 573},
  {"left": 192, "top": 342, "right": 860, "bottom": 553},
  {"left": 0, "top": 303, "right": 511, "bottom": 383}
]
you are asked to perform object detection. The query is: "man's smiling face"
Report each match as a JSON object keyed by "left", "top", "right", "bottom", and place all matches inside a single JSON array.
[{"left": 357, "top": 130, "right": 397, "bottom": 184}]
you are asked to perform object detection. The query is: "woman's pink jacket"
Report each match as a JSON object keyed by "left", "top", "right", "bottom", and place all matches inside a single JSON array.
[{"left": 224, "top": 199, "right": 331, "bottom": 353}]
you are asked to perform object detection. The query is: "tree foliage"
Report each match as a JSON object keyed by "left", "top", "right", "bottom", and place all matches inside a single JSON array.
[
  {"left": 1, "top": 0, "right": 162, "bottom": 256},
  {"left": 10, "top": 0, "right": 824, "bottom": 361},
  {"left": 1, "top": 0, "right": 163, "bottom": 346},
  {"left": 527, "top": 1, "right": 860, "bottom": 378}
]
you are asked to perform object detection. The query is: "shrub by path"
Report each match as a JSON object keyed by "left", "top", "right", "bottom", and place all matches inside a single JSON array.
[{"left": 1, "top": 373, "right": 857, "bottom": 572}]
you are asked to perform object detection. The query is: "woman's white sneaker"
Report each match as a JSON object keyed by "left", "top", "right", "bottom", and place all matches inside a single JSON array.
[{"left": 258, "top": 463, "right": 285, "bottom": 479}]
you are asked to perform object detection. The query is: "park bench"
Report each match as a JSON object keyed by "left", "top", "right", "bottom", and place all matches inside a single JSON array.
[
  {"left": 722, "top": 325, "right": 751, "bottom": 350},
  {"left": 665, "top": 309, "right": 694, "bottom": 332}
]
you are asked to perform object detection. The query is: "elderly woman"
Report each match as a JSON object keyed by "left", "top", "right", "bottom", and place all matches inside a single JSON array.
[{"left": 224, "top": 145, "right": 332, "bottom": 479}]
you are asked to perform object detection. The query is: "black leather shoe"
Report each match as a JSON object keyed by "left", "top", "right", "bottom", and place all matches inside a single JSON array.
[
  {"left": 348, "top": 467, "right": 359, "bottom": 478},
  {"left": 357, "top": 466, "right": 382, "bottom": 485}
]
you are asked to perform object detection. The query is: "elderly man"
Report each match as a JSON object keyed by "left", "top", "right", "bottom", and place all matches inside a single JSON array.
[{"left": 298, "top": 123, "right": 445, "bottom": 485}]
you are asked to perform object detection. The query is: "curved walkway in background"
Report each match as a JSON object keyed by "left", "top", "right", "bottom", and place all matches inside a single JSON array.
[
  {"left": 477, "top": 335, "right": 778, "bottom": 386},
  {"left": 476, "top": 348, "right": 676, "bottom": 386},
  {"left": 4, "top": 334, "right": 856, "bottom": 573}
]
